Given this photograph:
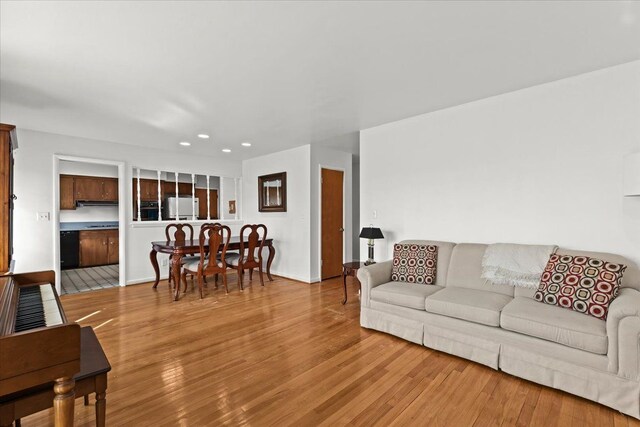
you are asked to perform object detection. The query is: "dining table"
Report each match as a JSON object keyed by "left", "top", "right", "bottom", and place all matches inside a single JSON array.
[{"left": 150, "top": 237, "right": 275, "bottom": 301}]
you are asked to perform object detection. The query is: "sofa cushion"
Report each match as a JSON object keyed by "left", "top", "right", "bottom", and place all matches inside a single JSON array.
[
  {"left": 371, "top": 282, "right": 443, "bottom": 310},
  {"left": 533, "top": 254, "right": 626, "bottom": 320},
  {"left": 446, "top": 243, "right": 514, "bottom": 296},
  {"left": 398, "top": 240, "right": 456, "bottom": 286},
  {"left": 501, "top": 297, "right": 607, "bottom": 354},
  {"left": 391, "top": 243, "right": 438, "bottom": 284},
  {"left": 425, "top": 287, "right": 512, "bottom": 326}
]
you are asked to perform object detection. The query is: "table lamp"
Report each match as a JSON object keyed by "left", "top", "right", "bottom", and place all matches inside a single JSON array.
[{"left": 360, "top": 226, "right": 384, "bottom": 266}]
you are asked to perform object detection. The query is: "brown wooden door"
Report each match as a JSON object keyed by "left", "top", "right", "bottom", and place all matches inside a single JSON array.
[
  {"left": 321, "top": 168, "right": 344, "bottom": 280},
  {"left": 102, "top": 178, "right": 118, "bottom": 201},
  {"left": 107, "top": 233, "right": 119, "bottom": 264},
  {"left": 0, "top": 124, "right": 13, "bottom": 273},
  {"left": 195, "top": 188, "right": 219, "bottom": 219},
  {"left": 210, "top": 190, "right": 218, "bottom": 219},
  {"left": 79, "top": 231, "right": 109, "bottom": 267},
  {"left": 75, "top": 177, "right": 103, "bottom": 201},
  {"left": 195, "top": 188, "right": 207, "bottom": 219},
  {"left": 60, "top": 175, "right": 76, "bottom": 210}
]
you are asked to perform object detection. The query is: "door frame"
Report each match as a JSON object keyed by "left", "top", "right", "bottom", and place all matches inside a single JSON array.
[
  {"left": 52, "top": 154, "right": 127, "bottom": 294},
  {"left": 318, "top": 165, "right": 346, "bottom": 281}
]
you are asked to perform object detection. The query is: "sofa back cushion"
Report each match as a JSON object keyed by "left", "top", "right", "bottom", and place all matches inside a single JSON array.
[
  {"left": 398, "top": 240, "right": 455, "bottom": 286},
  {"left": 446, "top": 243, "right": 514, "bottom": 296},
  {"left": 514, "top": 247, "right": 639, "bottom": 297}
]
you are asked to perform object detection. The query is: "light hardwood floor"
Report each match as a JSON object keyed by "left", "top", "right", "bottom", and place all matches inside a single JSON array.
[{"left": 22, "top": 274, "right": 640, "bottom": 426}]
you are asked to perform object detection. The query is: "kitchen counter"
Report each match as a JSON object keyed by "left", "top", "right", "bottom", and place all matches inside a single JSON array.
[{"left": 60, "top": 221, "right": 119, "bottom": 231}]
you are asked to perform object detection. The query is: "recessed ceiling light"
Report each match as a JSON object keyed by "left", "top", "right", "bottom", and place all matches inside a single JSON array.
[
  {"left": 222, "top": 148, "right": 231, "bottom": 153},
  {"left": 179, "top": 141, "right": 191, "bottom": 146},
  {"left": 241, "top": 142, "right": 252, "bottom": 147},
  {"left": 197, "top": 134, "right": 210, "bottom": 139}
]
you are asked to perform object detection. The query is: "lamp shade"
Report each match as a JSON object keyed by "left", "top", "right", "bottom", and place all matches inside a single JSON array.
[
  {"left": 359, "top": 227, "right": 384, "bottom": 239},
  {"left": 624, "top": 152, "right": 640, "bottom": 196}
]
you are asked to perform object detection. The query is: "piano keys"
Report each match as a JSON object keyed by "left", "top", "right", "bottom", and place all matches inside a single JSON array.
[
  {"left": 15, "top": 283, "right": 63, "bottom": 332},
  {"left": 0, "top": 270, "right": 80, "bottom": 427}
]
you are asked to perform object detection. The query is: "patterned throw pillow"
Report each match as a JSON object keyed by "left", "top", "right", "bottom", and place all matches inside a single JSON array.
[
  {"left": 391, "top": 244, "right": 438, "bottom": 284},
  {"left": 533, "top": 254, "right": 626, "bottom": 320}
]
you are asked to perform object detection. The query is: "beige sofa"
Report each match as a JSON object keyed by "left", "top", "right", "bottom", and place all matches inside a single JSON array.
[{"left": 358, "top": 240, "right": 640, "bottom": 418}]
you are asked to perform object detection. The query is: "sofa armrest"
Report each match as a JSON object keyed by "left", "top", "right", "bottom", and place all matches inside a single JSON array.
[
  {"left": 606, "top": 288, "right": 640, "bottom": 380},
  {"left": 357, "top": 260, "right": 393, "bottom": 308}
]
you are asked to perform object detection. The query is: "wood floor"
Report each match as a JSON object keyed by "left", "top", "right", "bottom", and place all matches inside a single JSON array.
[{"left": 22, "top": 274, "right": 640, "bottom": 426}]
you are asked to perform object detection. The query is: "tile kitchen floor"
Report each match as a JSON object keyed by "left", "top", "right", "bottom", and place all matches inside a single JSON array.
[{"left": 61, "top": 265, "right": 120, "bottom": 295}]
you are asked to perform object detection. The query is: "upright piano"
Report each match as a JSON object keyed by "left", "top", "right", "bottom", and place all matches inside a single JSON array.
[{"left": 0, "top": 270, "right": 80, "bottom": 427}]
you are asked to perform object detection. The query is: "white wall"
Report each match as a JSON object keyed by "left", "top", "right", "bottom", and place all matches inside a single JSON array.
[
  {"left": 360, "top": 61, "right": 640, "bottom": 266},
  {"left": 242, "top": 145, "right": 311, "bottom": 282},
  {"left": 310, "top": 145, "right": 353, "bottom": 282},
  {"left": 59, "top": 160, "right": 119, "bottom": 222},
  {"left": 13, "top": 129, "right": 243, "bottom": 284}
]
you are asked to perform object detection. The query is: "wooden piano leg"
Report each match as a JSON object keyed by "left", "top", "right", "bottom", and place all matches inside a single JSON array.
[
  {"left": 95, "top": 392, "right": 106, "bottom": 427},
  {"left": 53, "top": 377, "right": 75, "bottom": 427},
  {"left": 95, "top": 373, "right": 107, "bottom": 427}
]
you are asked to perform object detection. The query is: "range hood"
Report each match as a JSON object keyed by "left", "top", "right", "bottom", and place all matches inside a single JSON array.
[{"left": 76, "top": 201, "right": 118, "bottom": 207}]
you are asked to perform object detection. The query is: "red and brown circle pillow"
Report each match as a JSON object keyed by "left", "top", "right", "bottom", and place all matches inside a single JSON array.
[
  {"left": 533, "top": 254, "right": 626, "bottom": 320},
  {"left": 391, "top": 244, "right": 438, "bottom": 284}
]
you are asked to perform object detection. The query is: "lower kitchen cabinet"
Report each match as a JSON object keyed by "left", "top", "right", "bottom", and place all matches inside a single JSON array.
[{"left": 79, "top": 229, "right": 119, "bottom": 267}]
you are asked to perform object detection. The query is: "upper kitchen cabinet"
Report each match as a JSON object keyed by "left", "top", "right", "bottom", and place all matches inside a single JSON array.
[
  {"left": 102, "top": 178, "right": 118, "bottom": 201},
  {"left": 60, "top": 175, "right": 75, "bottom": 210},
  {"left": 74, "top": 176, "right": 118, "bottom": 201},
  {"left": 133, "top": 178, "right": 162, "bottom": 202},
  {"left": 75, "top": 176, "right": 103, "bottom": 201}
]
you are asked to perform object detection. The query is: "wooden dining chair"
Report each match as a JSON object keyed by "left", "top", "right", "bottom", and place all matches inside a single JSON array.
[
  {"left": 226, "top": 224, "right": 267, "bottom": 290},
  {"left": 181, "top": 223, "right": 231, "bottom": 297},
  {"left": 165, "top": 223, "right": 196, "bottom": 287}
]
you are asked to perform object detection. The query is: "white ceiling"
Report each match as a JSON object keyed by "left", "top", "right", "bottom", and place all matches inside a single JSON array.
[{"left": 1, "top": 1, "right": 639, "bottom": 160}]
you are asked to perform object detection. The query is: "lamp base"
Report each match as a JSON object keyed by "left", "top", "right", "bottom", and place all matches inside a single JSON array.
[{"left": 365, "top": 241, "right": 376, "bottom": 266}]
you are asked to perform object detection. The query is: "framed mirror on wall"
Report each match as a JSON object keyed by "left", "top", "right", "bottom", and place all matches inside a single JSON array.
[
  {"left": 258, "top": 172, "right": 286, "bottom": 212},
  {"left": 132, "top": 168, "right": 232, "bottom": 222}
]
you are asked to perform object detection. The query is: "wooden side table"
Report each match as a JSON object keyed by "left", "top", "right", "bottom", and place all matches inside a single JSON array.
[{"left": 342, "top": 262, "right": 365, "bottom": 304}]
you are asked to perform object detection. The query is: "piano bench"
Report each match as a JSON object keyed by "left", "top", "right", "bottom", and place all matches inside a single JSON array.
[{"left": 0, "top": 327, "right": 110, "bottom": 427}]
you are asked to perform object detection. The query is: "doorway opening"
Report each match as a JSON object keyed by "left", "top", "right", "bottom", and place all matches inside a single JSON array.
[
  {"left": 53, "top": 156, "right": 126, "bottom": 295},
  {"left": 321, "top": 168, "right": 344, "bottom": 280}
]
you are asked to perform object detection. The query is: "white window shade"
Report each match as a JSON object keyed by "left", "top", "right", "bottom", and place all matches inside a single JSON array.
[{"left": 624, "top": 152, "right": 640, "bottom": 196}]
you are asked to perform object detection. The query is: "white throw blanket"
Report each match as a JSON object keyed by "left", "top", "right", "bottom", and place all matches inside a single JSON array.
[{"left": 481, "top": 243, "right": 558, "bottom": 289}]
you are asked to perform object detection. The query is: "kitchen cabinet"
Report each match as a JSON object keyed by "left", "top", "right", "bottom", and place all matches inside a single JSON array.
[
  {"left": 102, "top": 178, "right": 118, "bottom": 201},
  {"left": 60, "top": 175, "right": 76, "bottom": 210},
  {"left": 133, "top": 178, "right": 162, "bottom": 202},
  {"left": 74, "top": 176, "right": 118, "bottom": 202},
  {"left": 161, "top": 180, "right": 192, "bottom": 196},
  {"left": 108, "top": 234, "right": 119, "bottom": 264},
  {"left": 79, "top": 229, "right": 118, "bottom": 267},
  {"left": 195, "top": 188, "right": 218, "bottom": 219}
]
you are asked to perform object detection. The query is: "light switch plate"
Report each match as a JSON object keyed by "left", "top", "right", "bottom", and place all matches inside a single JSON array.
[{"left": 37, "top": 211, "right": 50, "bottom": 221}]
